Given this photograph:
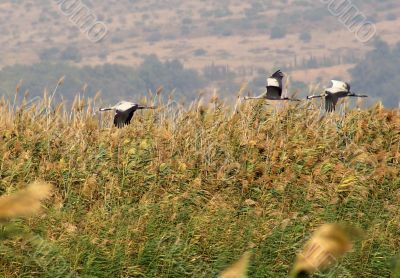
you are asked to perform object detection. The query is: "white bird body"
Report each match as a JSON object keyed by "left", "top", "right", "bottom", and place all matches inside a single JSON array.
[
  {"left": 267, "top": 77, "right": 280, "bottom": 88},
  {"left": 326, "top": 80, "right": 350, "bottom": 94},
  {"left": 100, "top": 101, "right": 156, "bottom": 127},
  {"left": 113, "top": 101, "right": 138, "bottom": 112}
]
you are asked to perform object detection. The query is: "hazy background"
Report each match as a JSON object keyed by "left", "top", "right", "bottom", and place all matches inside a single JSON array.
[{"left": 0, "top": 0, "right": 399, "bottom": 106}]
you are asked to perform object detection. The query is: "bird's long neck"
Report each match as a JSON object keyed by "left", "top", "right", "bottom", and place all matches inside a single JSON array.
[
  {"left": 307, "top": 94, "right": 324, "bottom": 99},
  {"left": 99, "top": 108, "right": 114, "bottom": 111},
  {"left": 244, "top": 96, "right": 265, "bottom": 100}
]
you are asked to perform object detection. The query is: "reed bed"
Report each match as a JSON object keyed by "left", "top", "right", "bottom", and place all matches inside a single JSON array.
[{"left": 0, "top": 90, "right": 399, "bottom": 277}]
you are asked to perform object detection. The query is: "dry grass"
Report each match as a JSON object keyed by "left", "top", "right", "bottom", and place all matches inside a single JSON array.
[{"left": 0, "top": 92, "right": 399, "bottom": 277}]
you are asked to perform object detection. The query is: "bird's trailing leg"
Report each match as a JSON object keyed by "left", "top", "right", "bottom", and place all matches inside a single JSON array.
[
  {"left": 348, "top": 93, "right": 368, "bottom": 98},
  {"left": 282, "top": 97, "right": 301, "bottom": 102},
  {"left": 137, "top": 105, "right": 157, "bottom": 110},
  {"left": 306, "top": 94, "right": 324, "bottom": 100}
]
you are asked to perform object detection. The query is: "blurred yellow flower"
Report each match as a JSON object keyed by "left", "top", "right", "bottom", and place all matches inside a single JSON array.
[
  {"left": 178, "top": 162, "right": 187, "bottom": 172},
  {"left": 140, "top": 140, "right": 150, "bottom": 150},
  {"left": 128, "top": 148, "right": 137, "bottom": 155}
]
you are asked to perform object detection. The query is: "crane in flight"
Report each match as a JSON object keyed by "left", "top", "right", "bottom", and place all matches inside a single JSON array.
[
  {"left": 244, "top": 70, "right": 300, "bottom": 101},
  {"left": 99, "top": 101, "right": 156, "bottom": 128},
  {"left": 307, "top": 80, "right": 368, "bottom": 112}
]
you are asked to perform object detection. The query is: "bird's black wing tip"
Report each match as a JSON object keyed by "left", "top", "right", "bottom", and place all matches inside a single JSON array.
[{"left": 271, "top": 69, "right": 284, "bottom": 79}]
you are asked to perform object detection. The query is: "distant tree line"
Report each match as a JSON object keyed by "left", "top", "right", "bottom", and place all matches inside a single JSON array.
[
  {"left": 0, "top": 57, "right": 250, "bottom": 103},
  {"left": 0, "top": 40, "right": 398, "bottom": 107},
  {"left": 0, "top": 55, "right": 205, "bottom": 103},
  {"left": 282, "top": 52, "right": 361, "bottom": 71},
  {"left": 350, "top": 39, "right": 400, "bottom": 108}
]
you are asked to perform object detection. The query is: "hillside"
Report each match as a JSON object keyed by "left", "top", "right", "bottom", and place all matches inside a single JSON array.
[
  {"left": 1, "top": 0, "right": 400, "bottom": 83},
  {"left": 0, "top": 96, "right": 399, "bottom": 277}
]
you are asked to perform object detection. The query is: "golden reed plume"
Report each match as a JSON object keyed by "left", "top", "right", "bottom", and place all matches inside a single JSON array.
[
  {"left": 0, "top": 181, "right": 53, "bottom": 220},
  {"left": 290, "top": 224, "right": 356, "bottom": 278},
  {"left": 219, "top": 252, "right": 251, "bottom": 278}
]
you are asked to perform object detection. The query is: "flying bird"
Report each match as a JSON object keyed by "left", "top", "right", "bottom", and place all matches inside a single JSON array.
[
  {"left": 99, "top": 101, "right": 156, "bottom": 128},
  {"left": 244, "top": 70, "right": 300, "bottom": 101},
  {"left": 307, "top": 80, "right": 368, "bottom": 112}
]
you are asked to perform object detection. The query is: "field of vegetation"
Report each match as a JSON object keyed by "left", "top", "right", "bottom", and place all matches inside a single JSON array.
[{"left": 0, "top": 91, "right": 399, "bottom": 277}]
